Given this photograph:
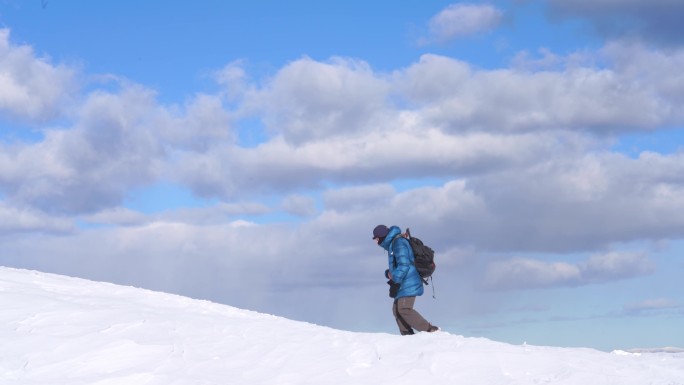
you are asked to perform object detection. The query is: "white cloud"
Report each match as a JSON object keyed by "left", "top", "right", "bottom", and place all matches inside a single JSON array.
[
  {"left": 398, "top": 46, "right": 684, "bottom": 133},
  {"left": 173, "top": 130, "right": 562, "bottom": 200},
  {"left": 2, "top": 77, "right": 683, "bottom": 252},
  {"left": 0, "top": 85, "right": 165, "bottom": 214},
  {"left": 0, "top": 83, "right": 235, "bottom": 215},
  {"left": 427, "top": 3, "right": 503, "bottom": 43},
  {"left": 0, "top": 203, "right": 73, "bottom": 234},
  {"left": 580, "top": 252, "right": 655, "bottom": 282},
  {"left": 466, "top": 151, "right": 684, "bottom": 252},
  {"left": 484, "top": 258, "right": 581, "bottom": 289},
  {"left": 253, "top": 57, "right": 390, "bottom": 145},
  {"left": 0, "top": 28, "right": 77, "bottom": 122},
  {"left": 483, "top": 251, "right": 655, "bottom": 290},
  {"left": 4, "top": 41, "right": 684, "bottom": 218},
  {"left": 623, "top": 298, "right": 680, "bottom": 314},
  {"left": 579, "top": 252, "right": 655, "bottom": 282},
  {"left": 161, "top": 93, "right": 234, "bottom": 152},
  {"left": 214, "top": 60, "right": 250, "bottom": 101}
]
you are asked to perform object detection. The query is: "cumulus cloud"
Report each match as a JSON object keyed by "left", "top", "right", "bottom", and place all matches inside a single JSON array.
[
  {"left": 0, "top": 28, "right": 76, "bottom": 122},
  {"left": 397, "top": 46, "right": 684, "bottom": 134},
  {"left": 214, "top": 60, "right": 251, "bottom": 101},
  {"left": 5, "top": 37, "right": 684, "bottom": 218},
  {"left": 0, "top": 42, "right": 683, "bottom": 266},
  {"left": 245, "top": 150, "right": 684, "bottom": 256},
  {"left": 426, "top": 3, "right": 503, "bottom": 43},
  {"left": 483, "top": 251, "right": 655, "bottom": 290},
  {"left": 466, "top": 151, "right": 684, "bottom": 252},
  {"left": 580, "top": 252, "right": 656, "bottom": 282},
  {"left": 0, "top": 83, "right": 234, "bottom": 215},
  {"left": 484, "top": 258, "right": 580, "bottom": 290},
  {"left": 252, "top": 57, "right": 390, "bottom": 145},
  {"left": 173, "top": 129, "right": 566, "bottom": 201},
  {"left": 0, "top": 85, "right": 165, "bottom": 214},
  {"left": 161, "top": 93, "right": 234, "bottom": 152}
]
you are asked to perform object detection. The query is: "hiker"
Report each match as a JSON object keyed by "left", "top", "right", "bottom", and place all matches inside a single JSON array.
[{"left": 373, "top": 224, "right": 439, "bottom": 335}]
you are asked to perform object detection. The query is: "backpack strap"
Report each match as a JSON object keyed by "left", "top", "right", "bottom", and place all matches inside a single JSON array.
[
  {"left": 391, "top": 234, "right": 431, "bottom": 287},
  {"left": 389, "top": 236, "right": 398, "bottom": 269},
  {"left": 389, "top": 234, "right": 408, "bottom": 269}
]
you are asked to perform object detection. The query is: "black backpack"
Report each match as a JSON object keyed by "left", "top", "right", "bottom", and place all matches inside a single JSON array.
[{"left": 405, "top": 228, "right": 436, "bottom": 283}]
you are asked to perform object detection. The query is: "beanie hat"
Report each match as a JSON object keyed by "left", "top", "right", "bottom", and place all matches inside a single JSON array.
[{"left": 372, "top": 224, "right": 389, "bottom": 239}]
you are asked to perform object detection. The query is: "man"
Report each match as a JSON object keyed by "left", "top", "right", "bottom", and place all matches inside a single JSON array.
[{"left": 373, "top": 224, "right": 439, "bottom": 335}]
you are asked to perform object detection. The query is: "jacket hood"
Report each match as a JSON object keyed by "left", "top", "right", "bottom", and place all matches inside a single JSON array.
[{"left": 379, "top": 225, "right": 402, "bottom": 251}]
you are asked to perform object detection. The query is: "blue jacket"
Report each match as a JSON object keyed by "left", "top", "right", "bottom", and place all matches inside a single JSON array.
[{"left": 380, "top": 226, "right": 424, "bottom": 299}]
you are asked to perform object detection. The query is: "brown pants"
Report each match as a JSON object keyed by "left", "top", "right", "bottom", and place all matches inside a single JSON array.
[{"left": 392, "top": 296, "right": 430, "bottom": 334}]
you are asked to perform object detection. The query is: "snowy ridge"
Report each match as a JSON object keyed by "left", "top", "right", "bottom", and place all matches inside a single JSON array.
[{"left": 1, "top": 267, "right": 683, "bottom": 385}]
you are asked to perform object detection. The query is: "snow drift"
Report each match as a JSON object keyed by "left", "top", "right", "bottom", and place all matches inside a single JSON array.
[{"left": 1, "top": 266, "right": 682, "bottom": 385}]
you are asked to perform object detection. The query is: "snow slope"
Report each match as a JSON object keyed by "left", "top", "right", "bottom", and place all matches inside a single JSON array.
[{"left": 1, "top": 267, "right": 683, "bottom": 385}]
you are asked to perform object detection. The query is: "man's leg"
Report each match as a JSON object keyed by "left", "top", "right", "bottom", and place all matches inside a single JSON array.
[
  {"left": 395, "top": 296, "right": 431, "bottom": 332},
  {"left": 392, "top": 299, "right": 414, "bottom": 335}
]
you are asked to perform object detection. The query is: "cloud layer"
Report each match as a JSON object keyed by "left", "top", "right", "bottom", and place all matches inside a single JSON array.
[{"left": 548, "top": 0, "right": 684, "bottom": 45}]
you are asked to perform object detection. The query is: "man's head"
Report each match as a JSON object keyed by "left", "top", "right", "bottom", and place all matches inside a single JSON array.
[{"left": 372, "top": 224, "right": 389, "bottom": 245}]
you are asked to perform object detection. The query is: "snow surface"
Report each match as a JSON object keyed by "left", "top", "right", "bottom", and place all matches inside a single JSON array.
[{"left": 1, "top": 267, "right": 683, "bottom": 385}]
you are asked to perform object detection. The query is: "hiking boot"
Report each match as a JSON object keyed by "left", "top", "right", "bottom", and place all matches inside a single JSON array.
[
  {"left": 401, "top": 329, "right": 415, "bottom": 335},
  {"left": 427, "top": 325, "right": 440, "bottom": 333}
]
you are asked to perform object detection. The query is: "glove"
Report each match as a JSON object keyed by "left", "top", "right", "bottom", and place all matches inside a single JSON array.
[{"left": 387, "top": 279, "right": 400, "bottom": 298}]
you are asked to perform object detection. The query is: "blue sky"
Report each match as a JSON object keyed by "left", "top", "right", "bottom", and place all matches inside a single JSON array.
[{"left": 1, "top": 0, "right": 683, "bottom": 351}]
